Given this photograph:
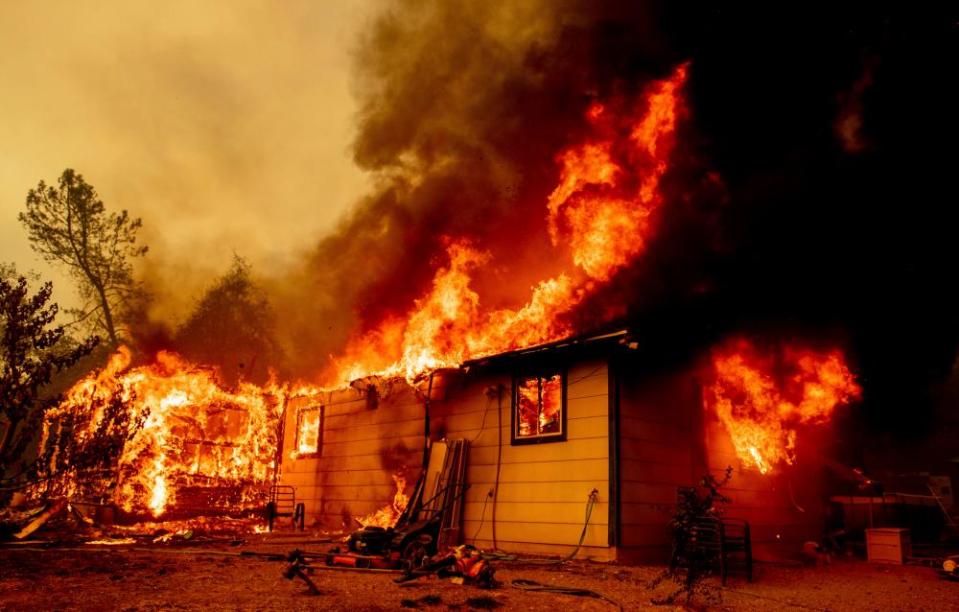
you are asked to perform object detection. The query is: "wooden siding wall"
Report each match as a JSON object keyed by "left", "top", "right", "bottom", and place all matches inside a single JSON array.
[
  {"left": 616, "top": 365, "right": 701, "bottom": 562},
  {"left": 616, "top": 357, "right": 826, "bottom": 562},
  {"left": 434, "top": 360, "right": 612, "bottom": 560},
  {"left": 278, "top": 359, "right": 613, "bottom": 560},
  {"left": 278, "top": 384, "right": 428, "bottom": 528}
]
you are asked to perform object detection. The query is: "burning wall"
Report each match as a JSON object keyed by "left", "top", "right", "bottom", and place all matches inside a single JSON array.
[
  {"left": 696, "top": 340, "right": 862, "bottom": 557},
  {"left": 617, "top": 340, "right": 862, "bottom": 561},
  {"left": 279, "top": 358, "right": 615, "bottom": 560},
  {"left": 279, "top": 387, "right": 425, "bottom": 532},
  {"left": 32, "top": 347, "right": 284, "bottom": 518}
]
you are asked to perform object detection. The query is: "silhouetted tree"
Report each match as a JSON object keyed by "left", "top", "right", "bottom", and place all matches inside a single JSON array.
[
  {"left": 19, "top": 169, "right": 148, "bottom": 347},
  {"left": 174, "top": 256, "right": 283, "bottom": 384},
  {"left": 0, "top": 273, "right": 98, "bottom": 473}
]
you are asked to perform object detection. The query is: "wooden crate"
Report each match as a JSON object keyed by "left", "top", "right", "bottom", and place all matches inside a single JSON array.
[{"left": 866, "top": 528, "right": 911, "bottom": 564}]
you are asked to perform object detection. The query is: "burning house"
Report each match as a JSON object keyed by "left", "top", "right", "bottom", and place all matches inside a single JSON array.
[
  {"left": 25, "top": 58, "right": 870, "bottom": 563},
  {"left": 6, "top": 7, "right": 958, "bottom": 609},
  {"left": 270, "top": 59, "right": 865, "bottom": 563},
  {"left": 29, "top": 347, "right": 285, "bottom": 521},
  {"left": 278, "top": 327, "right": 861, "bottom": 563}
]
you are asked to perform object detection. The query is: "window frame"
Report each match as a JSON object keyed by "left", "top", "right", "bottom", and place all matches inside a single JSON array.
[
  {"left": 510, "top": 369, "right": 568, "bottom": 446},
  {"left": 294, "top": 405, "right": 323, "bottom": 459}
]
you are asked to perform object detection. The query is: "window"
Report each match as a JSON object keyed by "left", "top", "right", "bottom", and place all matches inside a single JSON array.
[
  {"left": 512, "top": 371, "right": 566, "bottom": 445},
  {"left": 294, "top": 406, "right": 323, "bottom": 458}
]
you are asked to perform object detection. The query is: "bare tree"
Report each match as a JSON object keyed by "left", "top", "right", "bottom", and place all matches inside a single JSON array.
[
  {"left": 0, "top": 273, "right": 98, "bottom": 471},
  {"left": 19, "top": 169, "right": 148, "bottom": 347}
]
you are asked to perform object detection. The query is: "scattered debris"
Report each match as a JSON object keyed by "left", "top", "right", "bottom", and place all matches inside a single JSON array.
[
  {"left": 4, "top": 545, "right": 959, "bottom": 609},
  {"left": 13, "top": 500, "right": 67, "bottom": 540},
  {"left": 346, "top": 439, "right": 471, "bottom": 570},
  {"left": 1, "top": 506, "right": 270, "bottom": 548},
  {"left": 153, "top": 530, "right": 193, "bottom": 543},
  {"left": 940, "top": 556, "right": 959, "bottom": 581},
  {"left": 801, "top": 540, "right": 832, "bottom": 566},
  {"left": 395, "top": 545, "right": 495, "bottom": 588}
]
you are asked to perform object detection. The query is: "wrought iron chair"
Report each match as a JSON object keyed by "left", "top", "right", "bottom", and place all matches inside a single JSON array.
[
  {"left": 670, "top": 511, "right": 753, "bottom": 586},
  {"left": 685, "top": 515, "right": 752, "bottom": 585}
]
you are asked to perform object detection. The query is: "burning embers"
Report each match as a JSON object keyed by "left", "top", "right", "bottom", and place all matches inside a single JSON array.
[
  {"left": 332, "top": 64, "right": 689, "bottom": 384},
  {"left": 704, "top": 339, "right": 862, "bottom": 474},
  {"left": 33, "top": 347, "right": 284, "bottom": 518}
]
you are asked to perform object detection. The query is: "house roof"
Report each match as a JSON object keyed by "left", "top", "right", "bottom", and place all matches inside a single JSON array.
[{"left": 460, "top": 326, "right": 633, "bottom": 371}]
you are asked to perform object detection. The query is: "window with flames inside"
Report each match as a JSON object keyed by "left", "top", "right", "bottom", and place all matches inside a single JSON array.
[
  {"left": 512, "top": 372, "right": 566, "bottom": 444},
  {"left": 295, "top": 406, "right": 322, "bottom": 458}
]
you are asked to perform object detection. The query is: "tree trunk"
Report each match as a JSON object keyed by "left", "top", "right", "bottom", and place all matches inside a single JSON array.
[{"left": 94, "top": 283, "right": 119, "bottom": 347}]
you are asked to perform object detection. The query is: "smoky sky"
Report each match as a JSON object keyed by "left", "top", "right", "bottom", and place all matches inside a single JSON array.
[{"left": 0, "top": 0, "right": 371, "bottom": 319}]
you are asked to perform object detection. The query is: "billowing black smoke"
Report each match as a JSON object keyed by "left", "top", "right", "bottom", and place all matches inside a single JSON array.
[
  {"left": 272, "top": 2, "right": 957, "bottom": 460},
  {"left": 272, "top": 1, "right": 687, "bottom": 374}
]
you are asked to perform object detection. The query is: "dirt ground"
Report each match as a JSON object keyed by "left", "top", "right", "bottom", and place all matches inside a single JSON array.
[{"left": 1, "top": 542, "right": 957, "bottom": 611}]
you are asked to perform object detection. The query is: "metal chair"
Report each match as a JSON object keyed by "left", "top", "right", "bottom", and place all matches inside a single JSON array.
[
  {"left": 686, "top": 516, "right": 752, "bottom": 585},
  {"left": 671, "top": 514, "right": 752, "bottom": 585},
  {"left": 716, "top": 517, "right": 752, "bottom": 585}
]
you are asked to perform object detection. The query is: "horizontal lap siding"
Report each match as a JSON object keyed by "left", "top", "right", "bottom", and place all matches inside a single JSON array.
[
  {"left": 435, "top": 360, "right": 612, "bottom": 560},
  {"left": 277, "top": 360, "right": 612, "bottom": 560},
  {"left": 279, "top": 387, "right": 427, "bottom": 528},
  {"left": 617, "top": 367, "right": 700, "bottom": 560}
]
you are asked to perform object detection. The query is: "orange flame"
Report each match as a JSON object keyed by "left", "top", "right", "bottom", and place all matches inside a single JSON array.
[
  {"left": 35, "top": 63, "right": 692, "bottom": 525},
  {"left": 705, "top": 340, "right": 861, "bottom": 474},
  {"left": 356, "top": 473, "right": 409, "bottom": 529},
  {"left": 36, "top": 347, "right": 285, "bottom": 517},
  {"left": 331, "top": 63, "right": 688, "bottom": 385},
  {"left": 548, "top": 64, "right": 686, "bottom": 281}
]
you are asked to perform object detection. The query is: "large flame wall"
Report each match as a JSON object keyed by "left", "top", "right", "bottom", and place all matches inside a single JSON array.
[
  {"left": 327, "top": 65, "right": 689, "bottom": 385},
  {"left": 33, "top": 347, "right": 284, "bottom": 518}
]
